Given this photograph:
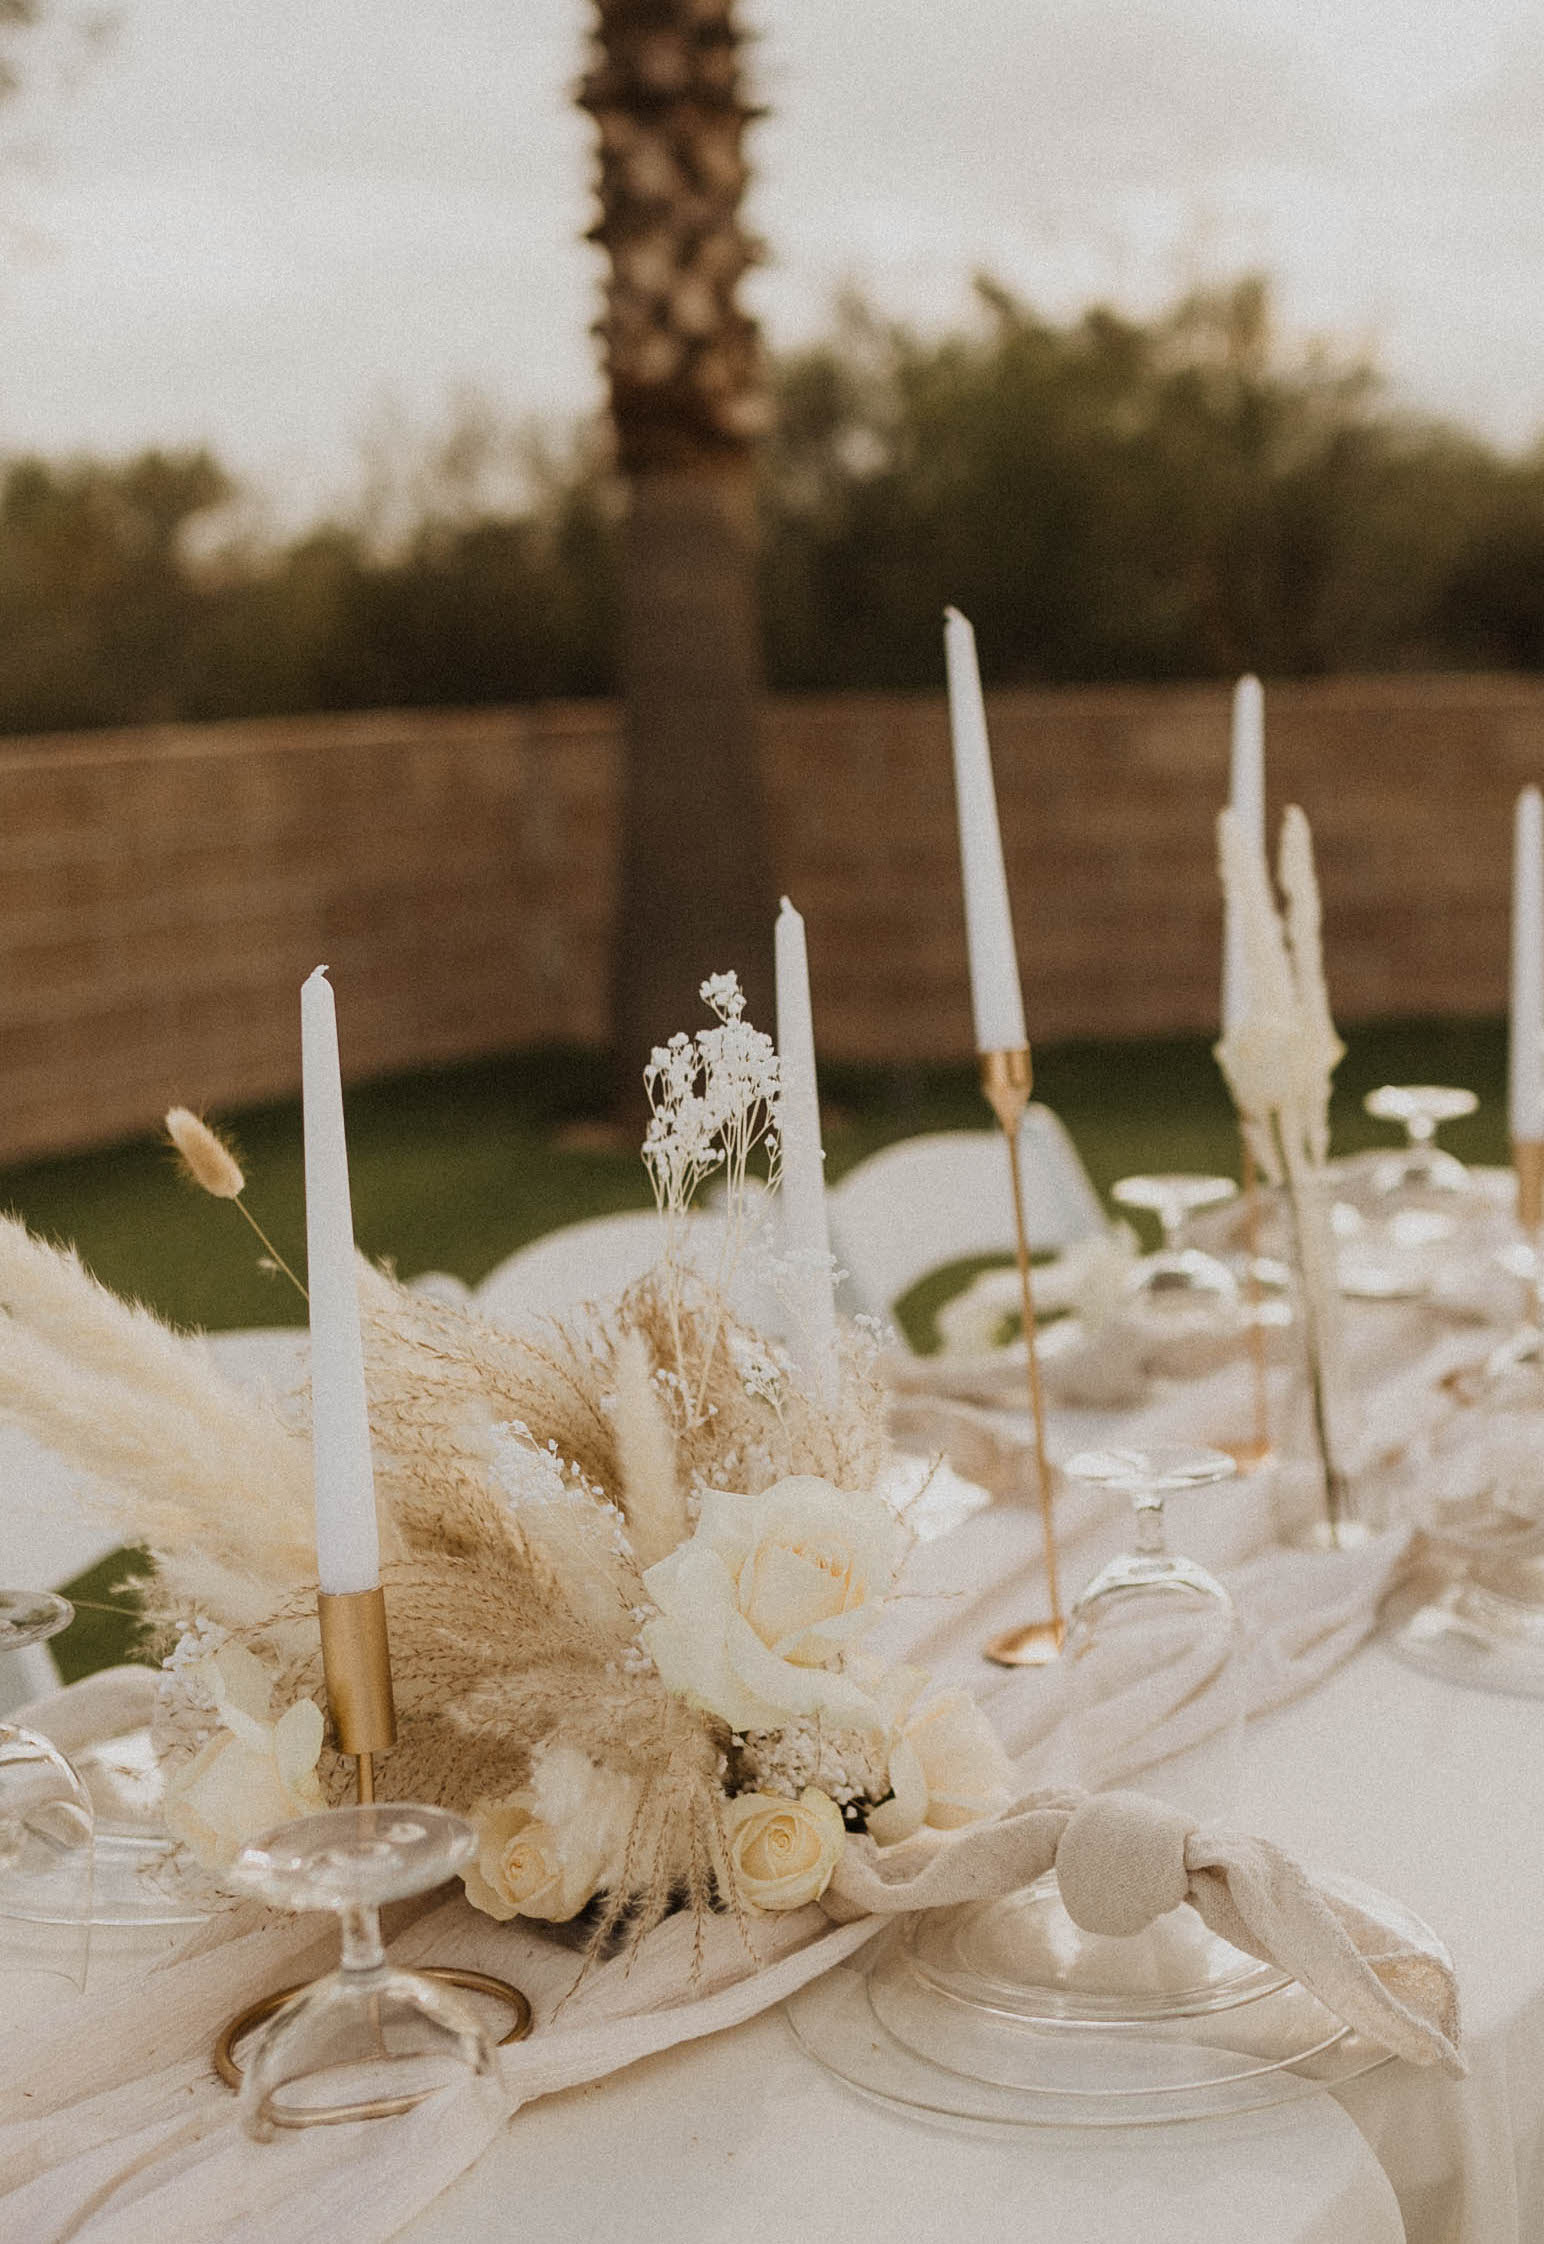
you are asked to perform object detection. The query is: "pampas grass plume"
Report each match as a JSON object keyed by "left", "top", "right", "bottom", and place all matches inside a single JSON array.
[{"left": 167, "top": 1109, "right": 244, "bottom": 1199}]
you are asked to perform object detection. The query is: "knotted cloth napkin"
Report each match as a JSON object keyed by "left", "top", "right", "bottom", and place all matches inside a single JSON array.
[{"left": 825, "top": 1784, "right": 1463, "bottom": 2075}]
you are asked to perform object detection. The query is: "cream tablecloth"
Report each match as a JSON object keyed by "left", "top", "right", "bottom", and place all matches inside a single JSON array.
[{"left": 0, "top": 1306, "right": 1528, "bottom": 2243}]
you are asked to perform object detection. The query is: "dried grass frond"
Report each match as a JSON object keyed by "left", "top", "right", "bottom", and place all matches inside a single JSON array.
[
  {"left": 611, "top": 1326, "right": 684, "bottom": 1565},
  {"left": 0, "top": 1305, "right": 316, "bottom": 1594},
  {"left": 165, "top": 1108, "right": 244, "bottom": 1199}
]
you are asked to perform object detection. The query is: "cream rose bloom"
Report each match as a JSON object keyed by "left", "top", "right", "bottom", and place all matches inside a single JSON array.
[
  {"left": 463, "top": 1745, "right": 640, "bottom": 1924},
  {"left": 163, "top": 1642, "right": 326, "bottom": 1870},
  {"left": 640, "top": 1475, "right": 906, "bottom": 1734},
  {"left": 865, "top": 1682, "right": 1016, "bottom": 1848},
  {"left": 723, "top": 1787, "right": 845, "bottom": 1911}
]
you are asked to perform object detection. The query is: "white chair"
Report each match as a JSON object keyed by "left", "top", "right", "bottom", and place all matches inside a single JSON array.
[
  {"left": 0, "top": 1640, "right": 58, "bottom": 1719},
  {"left": 473, "top": 1208, "right": 737, "bottom": 1329},
  {"left": 827, "top": 1105, "right": 1106, "bottom": 1323}
]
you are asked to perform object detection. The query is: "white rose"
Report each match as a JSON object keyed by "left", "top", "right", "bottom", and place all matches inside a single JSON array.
[
  {"left": 723, "top": 1787, "right": 846, "bottom": 1911},
  {"left": 162, "top": 1641, "right": 326, "bottom": 1871},
  {"left": 641, "top": 1475, "right": 905, "bottom": 1734},
  {"left": 866, "top": 1685, "right": 1016, "bottom": 1848},
  {"left": 462, "top": 1745, "right": 640, "bottom": 1924}
]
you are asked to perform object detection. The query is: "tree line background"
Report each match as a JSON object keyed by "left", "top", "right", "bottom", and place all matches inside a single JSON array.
[{"left": 3, "top": 273, "right": 1543, "bottom": 738}]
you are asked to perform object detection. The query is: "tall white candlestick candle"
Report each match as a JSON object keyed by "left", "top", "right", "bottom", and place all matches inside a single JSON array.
[
  {"left": 775, "top": 897, "right": 837, "bottom": 1398},
  {"left": 1221, "top": 674, "right": 1265, "bottom": 1035},
  {"left": 1511, "top": 786, "right": 1544, "bottom": 1142},
  {"left": 301, "top": 965, "right": 381, "bottom": 1594},
  {"left": 944, "top": 607, "right": 1028, "bottom": 1053}
]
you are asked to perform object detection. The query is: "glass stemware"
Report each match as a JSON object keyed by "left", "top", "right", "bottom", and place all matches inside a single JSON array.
[
  {"left": 1060, "top": 1446, "right": 1244, "bottom": 1822},
  {"left": 219, "top": 1803, "right": 518, "bottom": 2139},
  {"left": 0, "top": 1591, "right": 94, "bottom": 1990},
  {"left": 1361, "top": 1085, "right": 1476, "bottom": 1203},
  {"left": 1110, "top": 1175, "right": 1241, "bottom": 1340},
  {"left": 1335, "top": 1087, "right": 1478, "bottom": 1299}
]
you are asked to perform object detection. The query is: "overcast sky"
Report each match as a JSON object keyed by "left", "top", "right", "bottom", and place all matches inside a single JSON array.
[{"left": 1, "top": 0, "right": 1541, "bottom": 520}]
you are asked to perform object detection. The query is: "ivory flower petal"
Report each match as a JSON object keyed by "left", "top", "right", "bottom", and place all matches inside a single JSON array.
[
  {"left": 866, "top": 1735, "right": 929, "bottom": 1848},
  {"left": 641, "top": 1475, "right": 905, "bottom": 1734},
  {"left": 162, "top": 1644, "right": 326, "bottom": 1871},
  {"left": 462, "top": 1747, "right": 640, "bottom": 1925},
  {"left": 723, "top": 1787, "right": 845, "bottom": 1911},
  {"left": 906, "top": 1690, "right": 1016, "bottom": 1831}
]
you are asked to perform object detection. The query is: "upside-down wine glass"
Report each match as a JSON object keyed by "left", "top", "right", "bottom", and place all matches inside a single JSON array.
[
  {"left": 217, "top": 1803, "right": 526, "bottom": 2140},
  {"left": 1058, "top": 1445, "right": 1245, "bottom": 1822},
  {"left": 1111, "top": 1175, "right": 1241, "bottom": 1339},
  {"left": 1337, "top": 1087, "right": 1478, "bottom": 1298},
  {"left": 0, "top": 1590, "right": 94, "bottom": 1990}
]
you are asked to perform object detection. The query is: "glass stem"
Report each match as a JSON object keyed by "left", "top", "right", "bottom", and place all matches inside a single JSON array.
[
  {"left": 339, "top": 1901, "right": 386, "bottom": 1977},
  {"left": 1132, "top": 1493, "right": 1166, "bottom": 1557}
]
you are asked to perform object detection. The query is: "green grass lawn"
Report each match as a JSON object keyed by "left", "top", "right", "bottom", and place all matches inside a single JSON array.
[
  {"left": 0, "top": 1017, "right": 1510, "bottom": 1337},
  {"left": 5, "top": 1014, "right": 1509, "bottom": 1675}
]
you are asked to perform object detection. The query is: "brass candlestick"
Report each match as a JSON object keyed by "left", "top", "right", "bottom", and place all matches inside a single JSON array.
[
  {"left": 318, "top": 1585, "right": 396, "bottom": 1803},
  {"left": 979, "top": 1046, "right": 1066, "bottom": 1667},
  {"left": 1516, "top": 1138, "right": 1544, "bottom": 1233}
]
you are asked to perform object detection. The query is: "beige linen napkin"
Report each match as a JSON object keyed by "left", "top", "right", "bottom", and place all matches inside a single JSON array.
[{"left": 824, "top": 1785, "right": 1462, "bottom": 2076}]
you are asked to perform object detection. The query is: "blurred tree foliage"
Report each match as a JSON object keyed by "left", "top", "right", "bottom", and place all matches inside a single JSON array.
[{"left": 3, "top": 274, "right": 1544, "bottom": 735}]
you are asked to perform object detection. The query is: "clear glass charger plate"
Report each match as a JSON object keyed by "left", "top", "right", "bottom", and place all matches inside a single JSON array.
[
  {"left": 2, "top": 1719, "right": 209, "bottom": 1929},
  {"left": 783, "top": 1872, "right": 1425, "bottom": 2129}
]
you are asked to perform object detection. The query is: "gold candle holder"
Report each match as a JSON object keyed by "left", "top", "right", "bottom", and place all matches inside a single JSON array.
[
  {"left": 318, "top": 1585, "right": 396, "bottom": 1804},
  {"left": 1516, "top": 1139, "right": 1544, "bottom": 1233},
  {"left": 978, "top": 1046, "right": 1066, "bottom": 1667}
]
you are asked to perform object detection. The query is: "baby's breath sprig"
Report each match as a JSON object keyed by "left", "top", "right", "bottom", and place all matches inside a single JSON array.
[{"left": 165, "top": 1108, "right": 308, "bottom": 1303}]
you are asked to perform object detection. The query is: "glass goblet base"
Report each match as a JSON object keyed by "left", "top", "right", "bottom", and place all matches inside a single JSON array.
[
  {"left": 225, "top": 1962, "right": 526, "bottom": 2137},
  {"left": 1387, "top": 1550, "right": 1544, "bottom": 1699}
]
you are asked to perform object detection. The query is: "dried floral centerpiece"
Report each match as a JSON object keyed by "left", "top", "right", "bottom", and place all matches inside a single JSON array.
[{"left": 0, "top": 976, "right": 1014, "bottom": 1958}]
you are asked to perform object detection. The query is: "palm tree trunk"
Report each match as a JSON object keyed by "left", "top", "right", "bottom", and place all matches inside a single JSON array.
[{"left": 580, "top": 0, "right": 776, "bottom": 1104}]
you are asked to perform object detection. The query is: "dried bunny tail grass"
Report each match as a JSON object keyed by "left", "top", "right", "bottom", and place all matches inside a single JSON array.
[
  {"left": 165, "top": 1109, "right": 308, "bottom": 1300},
  {"left": 165, "top": 1107, "right": 244, "bottom": 1198},
  {"left": 0, "top": 1311, "right": 318, "bottom": 1593},
  {"left": 611, "top": 1325, "right": 685, "bottom": 1565}
]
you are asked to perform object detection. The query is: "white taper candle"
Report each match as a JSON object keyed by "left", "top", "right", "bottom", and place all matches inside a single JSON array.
[
  {"left": 1221, "top": 674, "right": 1265, "bottom": 1035},
  {"left": 944, "top": 607, "right": 1028, "bottom": 1052},
  {"left": 1510, "top": 786, "right": 1544, "bottom": 1141},
  {"left": 301, "top": 965, "right": 381, "bottom": 1594},
  {"left": 775, "top": 897, "right": 838, "bottom": 1399}
]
